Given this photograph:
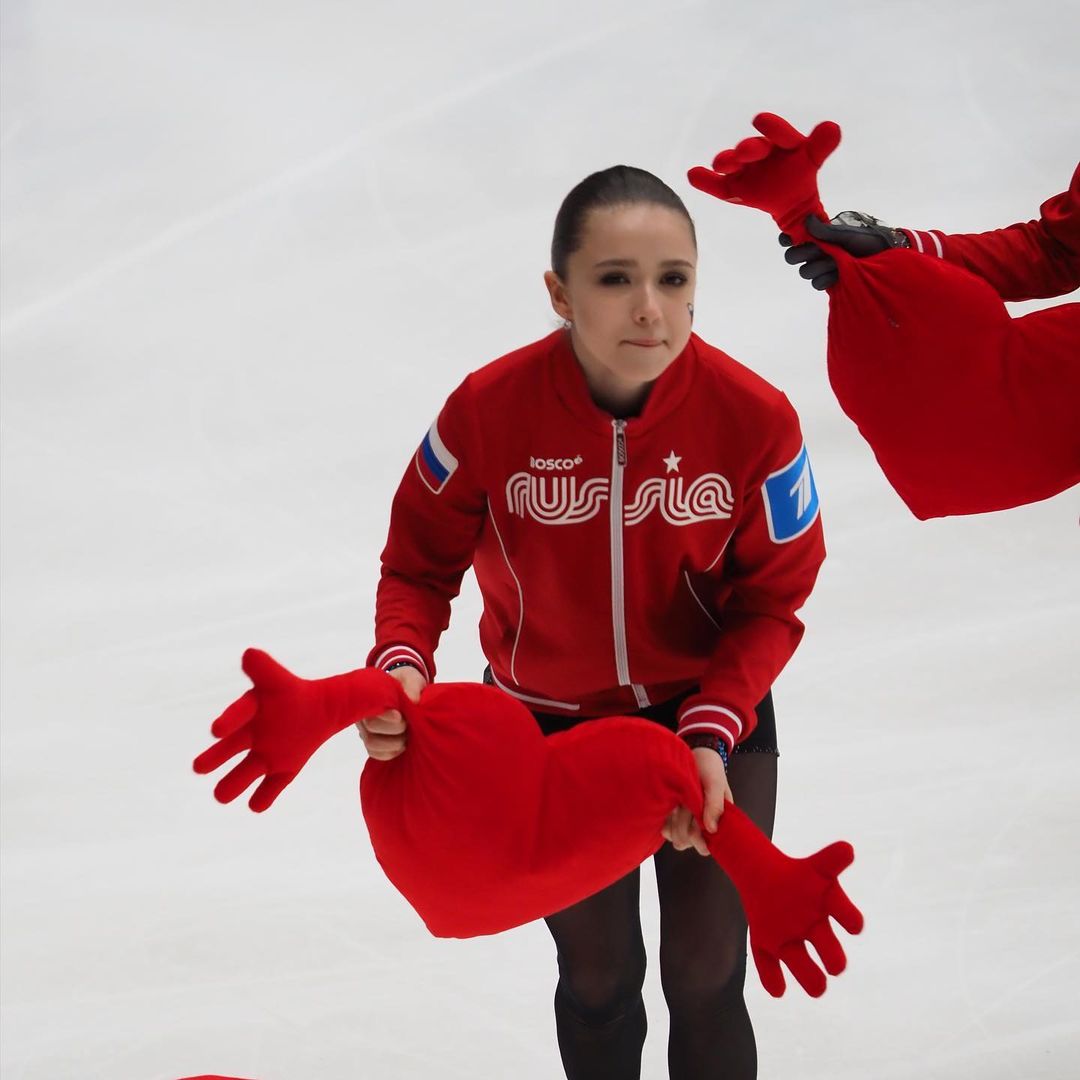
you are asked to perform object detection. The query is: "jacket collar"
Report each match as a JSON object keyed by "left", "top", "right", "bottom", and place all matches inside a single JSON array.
[{"left": 547, "top": 329, "right": 699, "bottom": 437}]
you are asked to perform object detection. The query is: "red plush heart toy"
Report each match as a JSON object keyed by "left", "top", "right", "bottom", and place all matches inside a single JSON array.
[
  {"left": 194, "top": 650, "right": 863, "bottom": 997},
  {"left": 826, "top": 249, "right": 1080, "bottom": 518},
  {"left": 688, "top": 112, "right": 1080, "bottom": 518}
]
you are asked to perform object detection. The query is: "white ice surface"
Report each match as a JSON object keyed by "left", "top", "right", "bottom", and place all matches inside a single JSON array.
[{"left": 2, "top": 2, "right": 1079, "bottom": 1078}]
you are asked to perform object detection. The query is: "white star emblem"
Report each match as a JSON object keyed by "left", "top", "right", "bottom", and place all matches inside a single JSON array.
[{"left": 663, "top": 451, "right": 682, "bottom": 473}]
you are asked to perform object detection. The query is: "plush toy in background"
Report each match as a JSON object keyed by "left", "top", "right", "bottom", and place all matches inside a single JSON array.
[
  {"left": 194, "top": 649, "right": 863, "bottom": 997},
  {"left": 689, "top": 116, "right": 1080, "bottom": 518}
]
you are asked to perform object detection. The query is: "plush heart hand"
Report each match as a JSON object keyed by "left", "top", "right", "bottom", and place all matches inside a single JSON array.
[
  {"left": 688, "top": 112, "right": 841, "bottom": 241},
  {"left": 706, "top": 808, "right": 863, "bottom": 997},
  {"left": 193, "top": 648, "right": 404, "bottom": 811}
]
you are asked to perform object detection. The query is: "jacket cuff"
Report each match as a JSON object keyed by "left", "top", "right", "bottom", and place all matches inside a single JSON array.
[
  {"left": 367, "top": 643, "right": 432, "bottom": 683},
  {"left": 900, "top": 228, "right": 946, "bottom": 259},
  {"left": 676, "top": 695, "right": 749, "bottom": 754}
]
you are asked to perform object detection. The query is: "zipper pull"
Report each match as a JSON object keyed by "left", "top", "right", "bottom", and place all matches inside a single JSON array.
[{"left": 614, "top": 419, "right": 627, "bottom": 466}]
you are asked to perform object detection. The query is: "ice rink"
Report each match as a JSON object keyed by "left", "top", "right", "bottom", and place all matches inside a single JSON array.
[{"left": 2, "top": 1, "right": 1079, "bottom": 1077}]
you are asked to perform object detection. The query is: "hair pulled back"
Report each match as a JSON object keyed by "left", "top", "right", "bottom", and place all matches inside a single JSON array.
[{"left": 550, "top": 165, "right": 696, "bottom": 280}]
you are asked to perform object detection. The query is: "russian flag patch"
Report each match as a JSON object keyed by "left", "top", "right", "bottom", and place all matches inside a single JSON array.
[
  {"left": 415, "top": 419, "right": 459, "bottom": 495},
  {"left": 762, "top": 443, "right": 819, "bottom": 543}
]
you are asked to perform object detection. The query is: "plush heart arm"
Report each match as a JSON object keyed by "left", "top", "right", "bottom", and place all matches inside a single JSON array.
[
  {"left": 706, "top": 804, "right": 863, "bottom": 997},
  {"left": 193, "top": 649, "right": 405, "bottom": 811}
]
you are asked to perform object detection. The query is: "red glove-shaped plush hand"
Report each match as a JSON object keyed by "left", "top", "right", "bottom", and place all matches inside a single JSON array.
[
  {"left": 193, "top": 648, "right": 403, "bottom": 811},
  {"left": 707, "top": 805, "right": 863, "bottom": 997},
  {"left": 688, "top": 112, "right": 841, "bottom": 241}
]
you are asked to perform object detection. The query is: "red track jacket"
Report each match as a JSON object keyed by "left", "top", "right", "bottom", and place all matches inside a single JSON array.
[
  {"left": 902, "top": 162, "right": 1080, "bottom": 300},
  {"left": 368, "top": 330, "right": 825, "bottom": 752}
]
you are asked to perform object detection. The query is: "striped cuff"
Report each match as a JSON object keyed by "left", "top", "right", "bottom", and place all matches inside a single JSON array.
[
  {"left": 901, "top": 228, "right": 946, "bottom": 259},
  {"left": 676, "top": 699, "right": 745, "bottom": 754},
  {"left": 371, "top": 643, "right": 431, "bottom": 683}
]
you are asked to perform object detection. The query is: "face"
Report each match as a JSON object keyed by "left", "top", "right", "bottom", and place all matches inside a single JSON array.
[{"left": 544, "top": 203, "right": 697, "bottom": 401}]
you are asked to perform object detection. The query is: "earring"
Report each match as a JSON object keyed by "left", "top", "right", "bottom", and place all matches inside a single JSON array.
[
  {"left": 687, "top": 303, "right": 694, "bottom": 323},
  {"left": 562, "top": 319, "right": 573, "bottom": 329}
]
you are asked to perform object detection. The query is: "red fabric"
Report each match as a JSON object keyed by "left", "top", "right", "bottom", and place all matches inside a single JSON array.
[
  {"left": 195, "top": 651, "right": 862, "bottom": 997},
  {"left": 690, "top": 115, "right": 1079, "bottom": 517},
  {"left": 826, "top": 248, "right": 1080, "bottom": 517},
  {"left": 688, "top": 112, "right": 841, "bottom": 241},
  {"left": 707, "top": 805, "right": 863, "bottom": 998},
  {"left": 368, "top": 329, "right": 825, "bottom": 752},
  {"left": 193, "top": 650, "right": 400, "bottom": 811},
  {"left": 901, "top": 162, "right": 1080, "bottom": 301}
]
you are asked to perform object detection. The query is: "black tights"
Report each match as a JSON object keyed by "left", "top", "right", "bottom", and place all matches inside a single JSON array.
[{"left": 545, "top": 749, "right": 778, "bottom": 1080}]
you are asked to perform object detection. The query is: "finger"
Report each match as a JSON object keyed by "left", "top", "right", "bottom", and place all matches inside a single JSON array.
[
  {"left": 366, "top": 746, "right": 407, "bottom": 762},
  {"left": 362, "top": 729, "right": 408, "bottom": 754},
  {"left": 249, "top": 772, "right": 293, "bottom": 813},
  {"left": 687, "top": 166, "right": 732, "bottom": 200},
  {"left": 778, "top": 232, "right": 793, "bottom": 248},
  {"left": 800, "top": 257, "right": 837, "bottom": 281},
  {"left": 828, "top": 883, "right": 865, "bottom": 935},
  {"left": 731, "top": 135, "right": 771, "bottom": 165},
  {"left": 211, "top": 690, "right": 257, "bottom": 738},
  {"left": 809, "top": 920, "right": 847, "bottom": 976},
  {"left": 709, "top": 147, "right": 741, "bottom": 173},
  {"left": 702, "top": 792, "right": 722, "bottom": 832},
  {"left": 213, "top": 755, "right": 265, "bottom": 804},
  {"left": 784, "top": 242, "right": 825, "bottom": 266},
  {"left": 809, "top": 841, "right": 855, "bottom": 879},
  {"left": 780, "top": 942, "right": 827, "bottom": 998},
  {"left": 812, "top": 269, "right": 839, "bottom": 291},
  {"left": 241, "top": 647, "right": 291, "bottom": 689},
  {"left": 805, "top": 214, "right": 844, "bottom": 243},
  {"left": 751, "top": 943, "right": 786, "bottom": 998},
  {"left": 363, "top": 710, "right": 406, "bottom": 735},
  {"left": 671, "top": 809, "right": 695, "bottom": 850},
  {"left": 752, "top": 112, "right": 805, "bottom": 149},
  {"left": 193, "top": 727, "right": 253, "bottom": 774},
  {"left": 806, "top": 120, "right": 842, "bottom": 166}
]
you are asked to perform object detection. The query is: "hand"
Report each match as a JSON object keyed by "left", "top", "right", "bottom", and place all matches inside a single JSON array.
[
  {"left": 780, "top": 211, "right": 909, "bottom": 289},
  {"left": 693, "top": 745, "right": 732, "bottom": 833},
  {"left": 662, "top": 747, "right": 732, "bottom": 856},
  {"left": 662, "top": 805, "right": 709, "bottom": 856},
  {"left": 356, "top": 665, "right": 427, "bottom": 761},
  {"left": 688, "top": 112, "right": 841, "bottom": 238},
  {"left": 193, "top": 649, "right": 403, "bottom": 811}
]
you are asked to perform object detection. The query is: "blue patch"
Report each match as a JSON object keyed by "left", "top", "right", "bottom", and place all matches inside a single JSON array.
[{"left": 762, "top": 444, "right": 819, "bottom": 543}]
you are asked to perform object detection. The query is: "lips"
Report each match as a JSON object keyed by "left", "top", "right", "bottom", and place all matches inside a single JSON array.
[{"left": 625, "top": 339, "right": 663, "bottom": 347}]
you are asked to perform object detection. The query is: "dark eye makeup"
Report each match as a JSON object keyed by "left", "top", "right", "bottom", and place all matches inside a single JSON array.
[{"left": 598, "top": 272, "right": 690, "bottom": 287}]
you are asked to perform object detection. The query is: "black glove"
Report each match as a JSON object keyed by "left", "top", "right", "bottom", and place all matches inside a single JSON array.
[{"left": 779, "top": 212, "right": 910, "bottom": 290}]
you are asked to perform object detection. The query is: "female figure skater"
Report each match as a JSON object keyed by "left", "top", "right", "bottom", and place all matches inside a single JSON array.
[{"left": 357, "top": 166, "right": 825, "bottom": 1080}]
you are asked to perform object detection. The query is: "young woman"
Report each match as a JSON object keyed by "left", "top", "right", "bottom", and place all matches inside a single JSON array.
[{"left": 357, "top": 166, "right": 825, "bottom": 1080}]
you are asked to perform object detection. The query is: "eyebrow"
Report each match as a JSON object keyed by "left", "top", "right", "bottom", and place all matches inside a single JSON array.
[{"left": 593, "top": 258, "right": 695, "bottom": 269}]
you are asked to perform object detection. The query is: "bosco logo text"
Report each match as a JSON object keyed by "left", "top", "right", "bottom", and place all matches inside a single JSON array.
[{"left": 529, "top": 455, "right": 583, "bottom": 471}]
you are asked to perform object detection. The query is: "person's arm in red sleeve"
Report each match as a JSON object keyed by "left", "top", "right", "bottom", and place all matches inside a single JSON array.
[
  {"left": 366, "top": 376, "right": 487, "bottom": 682},
  {"left": 675, "top": 396, "right": 826, "bottom": 754},
  {"left": 901, "top": 162, "right": 1080, "bottom": 302}
]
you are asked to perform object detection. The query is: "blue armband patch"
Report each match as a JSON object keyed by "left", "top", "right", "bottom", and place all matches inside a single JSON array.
[{"left": 762, "top": 443, "right": 819, "bottom": 543}]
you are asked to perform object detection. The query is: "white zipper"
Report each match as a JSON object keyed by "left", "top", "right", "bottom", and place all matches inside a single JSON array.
[{"left": 610, "top": 419, "right": 650, "bottom": 708}]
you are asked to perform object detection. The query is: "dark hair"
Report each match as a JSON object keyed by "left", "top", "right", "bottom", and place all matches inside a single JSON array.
[{"left": 550, "top": 165, "right": 697, "bottom": 279}]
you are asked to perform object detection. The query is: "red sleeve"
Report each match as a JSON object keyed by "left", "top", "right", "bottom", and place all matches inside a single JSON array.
[
  {"left": 901, "top": 162, "right": 1080, "bottom": 302},
  {"left": 675, "top": 396, "right": 826, "bottom": 752},
  {"left": 366, "top": 377, "right": 487, "bottom": 682}
]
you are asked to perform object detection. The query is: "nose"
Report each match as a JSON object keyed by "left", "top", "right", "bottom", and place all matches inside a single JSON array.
[{"left": 633, "top": 284, "right": 662, "bottom": 325}]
